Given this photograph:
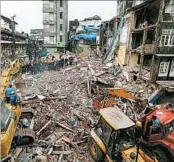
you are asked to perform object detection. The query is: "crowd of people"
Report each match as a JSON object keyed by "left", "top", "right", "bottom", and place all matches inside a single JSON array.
[{"left": 21, "top": 51, "right": 80, "bottom": 74}]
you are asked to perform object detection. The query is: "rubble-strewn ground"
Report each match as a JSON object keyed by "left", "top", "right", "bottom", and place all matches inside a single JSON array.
[
  {"left": 20, "top": 61, "right": 99, "bottom": 162},
  {"left": 15, "top": 56, "right": 159, "bottom": 161}
]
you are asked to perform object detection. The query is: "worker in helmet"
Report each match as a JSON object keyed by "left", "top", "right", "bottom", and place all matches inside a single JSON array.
[
  {"left": 10, "top": 91, "right": 18, "bottom": 106},
  {"left": 5, "top": 84, "right": 15, "bottom": 103}
]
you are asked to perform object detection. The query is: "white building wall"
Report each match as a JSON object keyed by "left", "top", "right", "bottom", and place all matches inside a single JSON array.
[
  {"left": 76, "top": 19, "right": 102, "bottom": 33},
  {"left": 43, "top": 0, "right": 68, "bottom": 49}
]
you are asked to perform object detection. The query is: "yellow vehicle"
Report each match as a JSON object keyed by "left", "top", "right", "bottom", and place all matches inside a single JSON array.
[
  {"left": 1, "top": 59, "right": 35, "bottom": 160},
  {"left": 90, "top": 107, "right": 157, "bottom": 162},
  {"left": 1, "top": 60, "right": 21, "bottom": 99},
  {"left": 1, "top": 99, "right": 17, "bottom": 159}
]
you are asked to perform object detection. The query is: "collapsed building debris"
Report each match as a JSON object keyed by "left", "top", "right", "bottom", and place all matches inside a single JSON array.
[{"left": 11, "top": 53, "right": 161, "bottom": 161}]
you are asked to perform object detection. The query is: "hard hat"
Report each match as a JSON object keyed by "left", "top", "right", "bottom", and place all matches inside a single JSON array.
[
  {"left": 11, "top": 91, "right": 15, "bottom": 94},
  {"left": 136, "top": 121, "right": 142, "bottom": 127},
  {"left": 16, "top": 89, "right": 20, "bottom": 92}
]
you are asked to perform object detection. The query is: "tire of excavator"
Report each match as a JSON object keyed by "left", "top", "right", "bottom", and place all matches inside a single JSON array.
[
  {"left": 90, "top": 139, "right": 105, "bottom": 162},
  {"left": 18, "top": 128, "right": 35, "bottom": 145},
  {"left": 152, "top": 147, "right": 171, "bottom": 162}
]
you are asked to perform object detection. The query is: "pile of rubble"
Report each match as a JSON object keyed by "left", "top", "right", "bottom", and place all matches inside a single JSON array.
[
  {"left": 15, "top": 55, "right": 159, "bottom": 161},
  {"left": 19, "top": 62, "right": 98, "bottom": 162}
]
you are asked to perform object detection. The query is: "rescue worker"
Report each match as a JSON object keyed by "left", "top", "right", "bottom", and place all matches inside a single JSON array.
[
  {"left": 5, "top": 84, "right": 15, "bottom": 103},
  {"left": 152, "top": 115, "right": 160, "bottom": 127},
  {"left": 11, "top": 132, "right": 22, "bottom": 149},
  {"left": 16, "top": 89, "right": 22, "bottom": 102},
  {"left": 135, "top": 121, "right": 143, "bottom": 143},
  {"left": 69, "top": 56, "right": 74, "bottom": 65},
  {"left": 60, "top": 57, "right": 64, "bottom": 68},
  {"left": 10, "top": 91, "right": 18, "bottom": 106}
]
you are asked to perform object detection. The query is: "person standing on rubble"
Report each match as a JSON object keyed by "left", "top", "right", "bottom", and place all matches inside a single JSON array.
[
  {"left": 60, "top": 56, "right": 64, "bottom": 68},
  {"left": 16, "top": 89, "right": 22, "bottom": 103},
  {"left": 5, "top": 84, "right": 15, "bottom": 103},
  {"left": 134, "top": 121, "right": 143, "bottom": 143},
  {"left": 69, "top": 55, "right": 74, "bottom": 65}
]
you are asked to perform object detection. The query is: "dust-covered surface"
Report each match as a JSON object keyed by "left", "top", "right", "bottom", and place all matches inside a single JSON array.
[{"left": 14, "top": 56, "right": 160, "bottom": 162}]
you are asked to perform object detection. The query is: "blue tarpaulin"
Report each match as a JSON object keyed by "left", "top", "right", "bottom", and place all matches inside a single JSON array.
[
  {"left": 84, "top": 26, "right": 101, "bottom": 31},
  {"left": 40, "top": 50, "right": 48, "bottom": 57},
  {"left": 73, "top": 32, "right": 96, "bottom": 41}
]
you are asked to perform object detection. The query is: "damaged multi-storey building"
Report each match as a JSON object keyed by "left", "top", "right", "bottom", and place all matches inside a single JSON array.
[
  {"left": 100, "top": 16, "right": 120, "bottom": 55},
  {"left": 1, "top": 15, "right": 29, "bottom": 67},
  {"left": 112, "top": 0, "right": 174, "bottom": 90}
]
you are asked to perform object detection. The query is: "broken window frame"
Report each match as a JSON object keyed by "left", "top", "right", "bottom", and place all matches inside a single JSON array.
[
  {"left": 160, "top": 29, "right": 174, "bottom": 46},
  {"left": 161, "top": 14, "right": 173, "bottom": 22}
]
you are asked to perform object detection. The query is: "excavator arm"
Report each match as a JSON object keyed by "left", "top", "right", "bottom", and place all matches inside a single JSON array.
[{"left": 104, "top": 88, "right": 136, "bottom": 108}]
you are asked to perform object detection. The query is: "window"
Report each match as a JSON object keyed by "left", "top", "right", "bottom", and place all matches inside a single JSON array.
[
  {"left": 60, "top": 24, "right": 63, "bottom": 31},
  {"left": 101, "top": 123, "right": 112, "bottom": 145},
  {"left": 160, "top": 35, "right": 170, "bottom": 46},
  {"left": 162, "top": 14, "right": 172, "bottom": 22},
  {"left": 60, "top": 0, "right": 63, "bottom": 7},
  {"left": 170, "top": 35, "right": 174, "bottom": 46},
  {"left": 50, "top": 1, "right": 54, "bottom": 9},
  {"left": 169, "top": 59, "right": 174, "bottom": 77},
  {"left": 49, "top": 13, "right": 54, "bottom": 21},
  {"left": 50, "top": 36, "right": 54, "bottom": 44},
  {"left": 1, "top": 99, "right": 11, "bottom": 132},
  {"left": 160, "top": 29, "right": 174, "bottom": 46},
  {"left": 151, "top": 127, "right": 162, "bottom": 134},
  {"left": 165, "top": 120, "right": 174, "bottom": 134},
  {"left": 60, "top": 12, "right": 63, "bottom": 19},
  {"left": 50, "top": 24, "right": 54, "bottom": 32},
  {"left": 158, "top": 60, "right": 170, "bottom": 77},
  {"left": 60, "top": 36, "right": 62, "bottom": 42}
]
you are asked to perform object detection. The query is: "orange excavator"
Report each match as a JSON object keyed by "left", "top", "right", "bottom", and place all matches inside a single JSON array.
[{"left": 93, "top": 88, "right": 136, "bottom": 110}]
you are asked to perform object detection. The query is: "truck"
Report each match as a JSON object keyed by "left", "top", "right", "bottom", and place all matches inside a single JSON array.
[{"left": 139, "top": 107, "right": 174, "bottom": 162}]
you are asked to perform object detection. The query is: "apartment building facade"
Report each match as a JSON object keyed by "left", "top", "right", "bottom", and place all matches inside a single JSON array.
[
  {"left": 43, "top": 0, "right": 68, "bottom": 53},
  {"left": 115, "top": 0, "right": 174, "bottom": 90}
]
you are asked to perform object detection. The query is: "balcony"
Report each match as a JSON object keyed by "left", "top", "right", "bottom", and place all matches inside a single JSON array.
[
  {"left": 43, "top": 7, "right": 56, "bottom": 13},
  {"left": 43, "top": 20, "right": 56, "bottom": 25},
  {"left": 43, "top": 30, "right": 56, "bottom": 36}
]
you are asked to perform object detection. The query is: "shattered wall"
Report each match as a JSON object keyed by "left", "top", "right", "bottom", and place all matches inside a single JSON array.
[{"left": 118, "top": 12, "right": 135, "bottom": 65}]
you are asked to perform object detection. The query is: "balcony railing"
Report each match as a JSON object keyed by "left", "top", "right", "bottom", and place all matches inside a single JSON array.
[
  {"left": 43, "top": 7, "right": 56, "bottom": 13},
  {"left": 43, "top": 20, "right": 56, "bottom": 25}
]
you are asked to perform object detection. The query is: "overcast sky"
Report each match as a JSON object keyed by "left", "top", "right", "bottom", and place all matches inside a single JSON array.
[{"left": 1, "top": 1, "right": 117, "bottom": 33}]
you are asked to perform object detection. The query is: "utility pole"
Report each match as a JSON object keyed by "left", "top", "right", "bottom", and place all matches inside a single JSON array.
[{"left": 11, "top": 15, "right": 16, "bottom": 61}]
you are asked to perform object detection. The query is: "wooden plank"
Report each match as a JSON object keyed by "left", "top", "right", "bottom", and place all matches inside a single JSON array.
[{"left": 52, "top": 151, "right": 74, "bottom": 155}]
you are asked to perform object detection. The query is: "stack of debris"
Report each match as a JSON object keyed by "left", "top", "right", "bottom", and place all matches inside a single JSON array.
[
  {"left": 15, "top": 54, "right": 159, "bottom": 161},
  {"left": 19, "top": 63, "right": 97, "bottom": 161}
]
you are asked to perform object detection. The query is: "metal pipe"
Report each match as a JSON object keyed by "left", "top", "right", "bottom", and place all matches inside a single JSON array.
[{"left": 11, "top": 15, "right": 16, "bottom": 61}]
